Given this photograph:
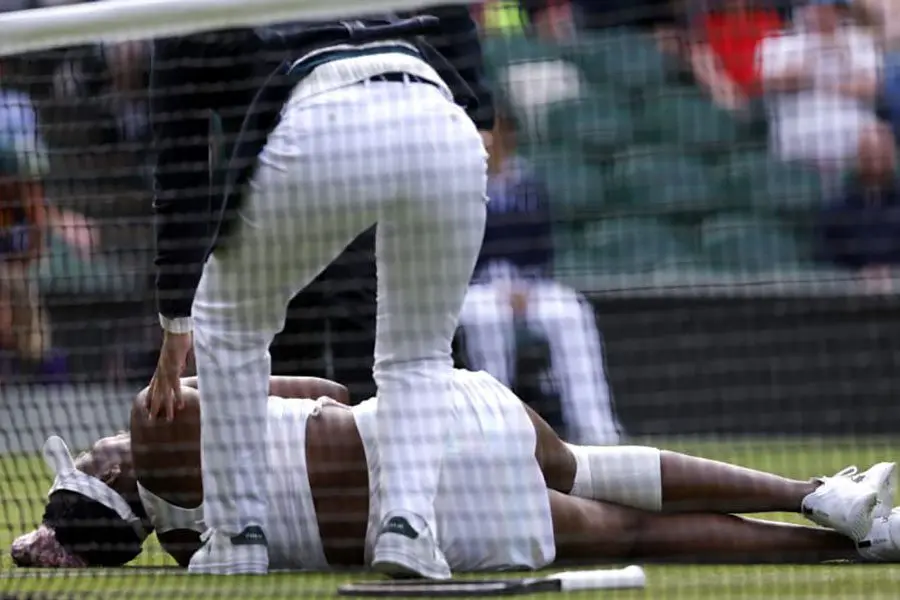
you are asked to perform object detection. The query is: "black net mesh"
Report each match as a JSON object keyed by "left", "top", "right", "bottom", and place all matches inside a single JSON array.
[{"left": 2, "top": 0, "right": 900, "bottom": 598}]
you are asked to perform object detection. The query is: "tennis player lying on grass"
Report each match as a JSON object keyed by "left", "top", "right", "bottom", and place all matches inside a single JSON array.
[{"left": 10, "top": 369, "right": 900, "bottom": 570}]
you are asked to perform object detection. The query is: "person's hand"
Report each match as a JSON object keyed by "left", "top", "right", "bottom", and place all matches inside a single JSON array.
[
  {"left": 509, "top": 286, "right": 529, "bottom": 317},
  {"left": 146, "top": 331, "right": 193, "bottom": 421}
]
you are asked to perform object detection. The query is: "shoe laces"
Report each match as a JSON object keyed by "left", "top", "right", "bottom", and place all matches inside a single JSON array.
[
  {"left": 812, "top": 466, "right": 861, "bottom": 486},
  {"left": 834, "top": 466, "right": 860, "bottom": 478}
]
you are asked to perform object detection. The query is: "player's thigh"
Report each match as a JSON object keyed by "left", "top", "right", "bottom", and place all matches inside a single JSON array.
[{"left": 550, "top": 490, "right": 641, "bottom": 563}]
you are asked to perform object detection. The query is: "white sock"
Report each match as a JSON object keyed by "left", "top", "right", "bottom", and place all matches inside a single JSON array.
[{"left": 565, "top": 444, "right": 663, "bottom": 512}]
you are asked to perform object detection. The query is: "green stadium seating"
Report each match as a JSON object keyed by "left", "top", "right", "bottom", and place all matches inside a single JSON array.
[
  {"left": 536, "top": 156, "right": 608, "bottom": 220},
  {"left": 606, "top": 147, "right": 720, "bottom": 216},
  {"left": 718, "top": 150, "right": 824, "bottom": 215},
  {"left": 482, "top": 35, "right": 564, "bottom": 76},
  {"left": 564, "top": 28, "right": 672, "bottom": 91},
  {"left": 544, "top": 93, "right": 634, "bottom": 159},
  {"left": 578, "top": 217, "right": 698, "bottom": 274},
  {"left": 638, "top": 86, "right": 741, "bottom": 150},
  {"left": 700, "top": 213, "right": 813, "bottom": 272}
]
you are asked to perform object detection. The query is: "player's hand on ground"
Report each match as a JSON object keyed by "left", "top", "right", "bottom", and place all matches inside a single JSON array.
[{"left": 147, "top": 331, "right": 193, "bottom": 421}]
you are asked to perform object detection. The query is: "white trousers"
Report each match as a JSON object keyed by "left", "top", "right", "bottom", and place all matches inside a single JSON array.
[
  {"left": 192, "top": 80, "right": 488, "bottom": 534},
  {"left": 459, "top": 279, "right": 621, "bottom": 446}
]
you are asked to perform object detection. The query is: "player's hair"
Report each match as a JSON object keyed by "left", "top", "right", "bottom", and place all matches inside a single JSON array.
[{"left": 41, "top": 490, "right": 145, "bottom": 567}]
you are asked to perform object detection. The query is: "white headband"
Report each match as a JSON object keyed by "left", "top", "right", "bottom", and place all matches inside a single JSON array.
[{"left": 43, "top": 435, "right": 148, "bottom": 542}]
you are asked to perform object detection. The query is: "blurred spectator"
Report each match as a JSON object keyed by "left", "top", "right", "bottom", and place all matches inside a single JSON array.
[
  {"left": 688, "top": 0, "right": 784, "bottom": 111},
  {"left": 564, "top": 0, "right": 678, "bottom": 31},
  {"left": 51, "top": 41, "right": 150, "bottom": 147},
  {"left": 819, "top": 170, "right": 900, "bottom": 292},
  {"left": 758, "top": 0, "right": 895, "bottom": 184},
  {"left": 0, "top": 87, "right": 67, "bottom": 383},
  {"left": 456, "top": 109, "right": 622, "bottom": 445},
  {"left": 855, "top": 0, "right": 900, "bottom": 148},
  {"left": 479, "top": 0, "right": 532, "bottom": 35}
]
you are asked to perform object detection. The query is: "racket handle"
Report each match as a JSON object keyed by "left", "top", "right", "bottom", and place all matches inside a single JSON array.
[{"left": 556, "top": 565, "right": 647, "bottom": 591}]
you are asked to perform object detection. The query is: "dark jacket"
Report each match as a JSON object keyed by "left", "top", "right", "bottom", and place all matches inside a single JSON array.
[
  {"left": 152, "top": 8, "right": 494, "bottom": 320},
  {"left": 474, "top": 158, "right": 554, "bottom": 280},
  {"left": 820, "top": 183, "right": 900, "bottom": 269}
]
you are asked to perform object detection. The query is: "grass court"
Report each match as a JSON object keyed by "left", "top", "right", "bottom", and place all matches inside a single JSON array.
[{"left": 2, "top": 438, "right": 899, "bottom": 598}]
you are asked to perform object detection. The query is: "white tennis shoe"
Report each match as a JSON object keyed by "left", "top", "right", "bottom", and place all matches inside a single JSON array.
[
  {"left": 801, "top": 462, "right": 897, "bottom": 542},
  {"left": 371, "top": 513, "right": 451, "bottom": 580},
  {"left": 858, "top": 508, "right": 900, "bottom": 562},
  {"left": 187, "top": 526, "right": 269, "bottom": 575}
]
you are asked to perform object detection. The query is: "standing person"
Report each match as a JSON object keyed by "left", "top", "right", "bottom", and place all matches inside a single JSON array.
[
  {"left": 0, "top": 86, "right": 67, "bottom": 383},
  {"left": 458, "top": 109, "right": 622, "bottom": 446},
  {"left": 146, "top": 11, "right": 493, "bottom": 578}
]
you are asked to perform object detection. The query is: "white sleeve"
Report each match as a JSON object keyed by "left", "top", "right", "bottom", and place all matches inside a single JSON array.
[{"left": 757, "top": 34, "right": 802, "bottom": 81}]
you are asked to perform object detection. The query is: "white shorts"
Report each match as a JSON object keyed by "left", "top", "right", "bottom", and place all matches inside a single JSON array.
[
  {"left": 352, "top": 370, "right": 556, "bottom": 572},
  {"left": 775, "top": 109, "right": 877, "bottom": 171}
]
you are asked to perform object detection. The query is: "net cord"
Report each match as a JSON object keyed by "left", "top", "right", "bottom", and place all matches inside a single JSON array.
[{"left": 0, "top": 0, "right": 473, "bottom": 58}]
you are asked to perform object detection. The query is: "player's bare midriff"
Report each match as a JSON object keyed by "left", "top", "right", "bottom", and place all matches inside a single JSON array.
[{"left": 131, "top": 392, "right": 372, "bottom": 568}]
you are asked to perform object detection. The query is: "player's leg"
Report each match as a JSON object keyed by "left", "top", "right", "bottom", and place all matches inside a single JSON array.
[
  {"left": 549, "top": 490, "right": 859, "bottom": 564},
  {"left": 188, "top": 90, "right": 380, "bottom": 574},
  {"left": 526, "top": 281, "right": 620, "bottom": 445},
  {"left": 457, "top": 282, "right": 516, "bottom": 387},
  {"left": 369, "top": 81, "right": 487, "bottom": 579},
  {"left": 527, "top": 406, "right": 895, "bottom": 541}
]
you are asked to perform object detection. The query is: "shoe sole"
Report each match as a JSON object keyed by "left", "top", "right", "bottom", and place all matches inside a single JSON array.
[
  {"left": 867, "top": 462, "right": 898, "bottom": 519},
  {"left": 187, "top": 561, "right": 268, "bottom": 575},
  {"left": 371, "top": 537, "right": 451, "bottom": 581},
  {"left": 372, "top": 550, "right": 450, "bottom": 581}
]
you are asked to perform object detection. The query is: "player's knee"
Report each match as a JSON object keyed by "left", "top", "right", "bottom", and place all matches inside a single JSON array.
[
  {"left": 565, "top": 445, "right": 663, "bottom": 512},
  {"left": 531, "top": 283, "right": 587, "bottom": 325}
]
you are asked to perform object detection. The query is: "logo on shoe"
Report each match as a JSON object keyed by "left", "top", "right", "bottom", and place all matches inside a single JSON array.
[
  {"left": 232, "top": 526, "right": 268, "bottom": 546},
  {"left": 380, "top": 516, "right": 419, "bottom": 540}
]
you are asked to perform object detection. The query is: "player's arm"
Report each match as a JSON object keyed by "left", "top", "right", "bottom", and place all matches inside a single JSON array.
[
  {"left": 175, "top": 375, "right": 350, "bottom": 404},
  {"left": 413, "top": 4, "right": 495, "bottom": 132},
  {"left": 131, "top": 382, "right": 203, "bottom": 568},
  {"left": 267, "top": 376, "right": 350, "bottom": 404}
]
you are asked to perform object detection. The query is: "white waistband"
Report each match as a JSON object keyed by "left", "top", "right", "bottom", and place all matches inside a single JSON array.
[{"left": 287, "top": 49, "right": 453, "bottom": 106}]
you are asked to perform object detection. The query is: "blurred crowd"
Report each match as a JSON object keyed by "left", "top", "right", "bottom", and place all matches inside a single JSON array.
[{"left": 1, "top": 0, "right": 899, "bottom": 442}]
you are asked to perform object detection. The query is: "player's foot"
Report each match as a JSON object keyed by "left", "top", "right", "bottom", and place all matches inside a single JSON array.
[
  {"left": 858, "top": 508, "right": 900, "bottom": 562},
  {"left": 801, "top": 462, "right": 896, "bottom": 542},
  {"left": 371, "top": 512, "right": 451, "bottom": 580},
  {"left": 187, "top": 526, "right": 269, "bottom": 575},
  {"left": 865, "top": 462, "right": 899, "bottom": 518}
]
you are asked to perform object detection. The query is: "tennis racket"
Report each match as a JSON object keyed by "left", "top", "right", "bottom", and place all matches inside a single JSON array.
[{"left": 337, "top": 565, "right": 646, "bottom": 597}]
